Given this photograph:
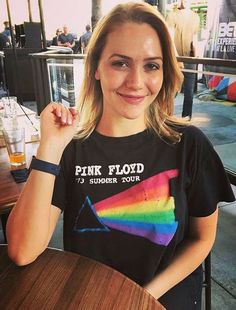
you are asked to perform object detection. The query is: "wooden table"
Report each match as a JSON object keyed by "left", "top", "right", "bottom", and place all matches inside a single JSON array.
[
  {"left": 0, "top": 245, "right": 165, "bottom": 309},
  {"left": 0, "top": 141, "right": 39, "bottom": 212}
]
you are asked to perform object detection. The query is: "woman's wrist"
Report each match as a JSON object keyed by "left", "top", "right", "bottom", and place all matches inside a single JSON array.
[
  {"left": 37, "top": 141, "right": 64, "bottom": 164},
  {"left": 30, "top": 156, "right": 61, "bottom": 176},
  {"left": 144, "top": 273, "right": 168, "bottom": 300}
]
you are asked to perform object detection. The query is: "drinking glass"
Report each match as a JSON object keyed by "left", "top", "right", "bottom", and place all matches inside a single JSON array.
[
  {"left": 3, "top": 127, "right": 26, "bottom": 166},
  {"left": 1, "top": 96, "right": 17, "bottom": 118},
  {"left": 1, "top": 96, "right": 18, "bottom": 130}
]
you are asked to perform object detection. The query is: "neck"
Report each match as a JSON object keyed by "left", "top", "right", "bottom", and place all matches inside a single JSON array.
[{"left": 96, "top": 118, "right": 146, "bottom": 138}]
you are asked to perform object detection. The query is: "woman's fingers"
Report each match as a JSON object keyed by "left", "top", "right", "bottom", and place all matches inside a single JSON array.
[
  {"left": 50, "top": 103, "right": 78, "bottom": 126},
  {"left": 39, "top": 103, "right": 78, "bottom": 149},
  {"left": 68, "top": 107, "right": 78, "bottom": 117},
  {"left": 60, "top": 105, "right": 69, "bottom": 124},
  {"left": 69, "top": 108, "right": 79, "bottom": 125},
  {"left": 50, "top": 102, "right": 62, "bottom": 117}
]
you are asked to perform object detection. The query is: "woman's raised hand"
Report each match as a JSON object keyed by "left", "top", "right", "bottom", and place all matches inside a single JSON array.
[{"left": 37, "top": 103, "right": 79, "bottom": 162}]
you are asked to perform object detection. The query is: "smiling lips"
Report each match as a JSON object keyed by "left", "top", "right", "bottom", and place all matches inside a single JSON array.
[{"left": 117, "top": 92, "right": 146, "bottom": 104}]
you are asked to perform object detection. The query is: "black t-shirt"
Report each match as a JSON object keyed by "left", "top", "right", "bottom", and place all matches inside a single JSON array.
[
  {"left": 52, "top": 125, "right": 235, "bottom": 286},
  {"left": 58, "top": 33, "right": 74, "bottom": 45}
]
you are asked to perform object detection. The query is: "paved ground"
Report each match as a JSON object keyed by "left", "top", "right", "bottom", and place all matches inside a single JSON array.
[{"left": 174, "top": 87, "right": 236, "bottom": 172}]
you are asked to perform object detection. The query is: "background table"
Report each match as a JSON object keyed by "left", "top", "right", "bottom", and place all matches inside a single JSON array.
[
  {"left": 0, "top": 104, "right": 40, "bottom": 147},
  {"left": 0, "top": 245, "right": 165, "bottom": 309}
]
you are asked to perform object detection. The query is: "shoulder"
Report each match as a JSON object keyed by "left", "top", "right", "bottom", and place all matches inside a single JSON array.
[
  {"left": 87, "top": 31, "right": 92, "bottom": 38},
  {"left": 180, "top": 125, "right": 212, "bottom": 147},
  {"left": 180, "top": 125, "right": 208, "bottom": 140},
  {"left": 170, "top": 124, "right": 213, "bottom": 153},
  {"left": 80, "top": 33, "right": 86, "bottom": 40},
  {"left": 177, "top": 125, "right": 219, "bottom": 164}
]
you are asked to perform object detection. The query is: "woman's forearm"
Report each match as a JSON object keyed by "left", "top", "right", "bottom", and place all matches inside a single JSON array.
[
  {"left": 6, "top": 104, "right": 78, "bottom": 265},
  {"left": 6, "top": 145, "right": 62, "bottom": 265},
  {"left": 144, "top": 237, "right": 213, "bottom": 299},
  {"left": 144, "top": 210, "right": 218, "bottom": 299}
]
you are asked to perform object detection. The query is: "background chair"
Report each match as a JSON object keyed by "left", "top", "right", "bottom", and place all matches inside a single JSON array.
[{"left": 203, "top": 252, "right": 212, "bottom": 310}]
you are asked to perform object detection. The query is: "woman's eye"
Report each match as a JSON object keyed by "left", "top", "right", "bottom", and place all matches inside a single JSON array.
[
  {"left": 111, "top": 61, "right": 128, "bottom": 68},
  {"left": 145, "top": 63, "right": 160, "bottom": 71}
]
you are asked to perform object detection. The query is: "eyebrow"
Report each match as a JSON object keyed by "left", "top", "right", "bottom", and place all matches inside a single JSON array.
[{"left": 109, "top": 53, "right": 163, "bottom": 62}]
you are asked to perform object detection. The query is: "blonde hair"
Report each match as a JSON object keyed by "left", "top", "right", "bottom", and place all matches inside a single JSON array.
[{"left": 76, "top": 2, "right": 184, "bottom": 143}]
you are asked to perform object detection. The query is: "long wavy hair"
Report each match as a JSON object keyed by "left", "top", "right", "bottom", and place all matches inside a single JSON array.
[{"left": 76, "top": 2, "right": 184, "bottom": 143}]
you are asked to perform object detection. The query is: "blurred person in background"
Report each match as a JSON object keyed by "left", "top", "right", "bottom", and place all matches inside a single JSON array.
[
  {"left": 52, "top": 28, "right": 62, "bottom": 46},
  {"left": 166, "top": 0, "right": 200, "bottom": 120},
  {"left": 2, "top": 21, "right": 11, "bottom": 38},
  {"left": 58, "top": 25, "right": 75, "bottom": 49},
  {"left": 0, "top": 32, "right": 10, "bottom": 50},
  {"left": 80, "top": 24, "right": 92, "bottom": 54}
]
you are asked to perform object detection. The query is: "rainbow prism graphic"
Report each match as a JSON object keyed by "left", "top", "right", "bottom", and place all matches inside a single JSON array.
[{"left": 74, "top": 169, "right": 179, "bottom": 246}]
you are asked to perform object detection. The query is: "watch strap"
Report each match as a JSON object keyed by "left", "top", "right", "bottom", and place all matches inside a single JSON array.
[{"left": 29, "top": 156, "right": 61, "bottom": 176}]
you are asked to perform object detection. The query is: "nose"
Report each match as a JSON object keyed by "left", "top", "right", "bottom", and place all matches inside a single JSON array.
[{"left": 125, "top": 66, "right": 144, "bottom": 90}]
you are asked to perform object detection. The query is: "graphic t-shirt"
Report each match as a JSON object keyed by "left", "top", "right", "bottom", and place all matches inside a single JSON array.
[{"left": 52, "top": 126, "right": 234, "bottom": 286}]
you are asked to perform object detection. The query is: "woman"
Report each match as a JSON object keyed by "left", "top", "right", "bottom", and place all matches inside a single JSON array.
[{"left": 7, "top": 2, "right": 234, "bottom": 309}]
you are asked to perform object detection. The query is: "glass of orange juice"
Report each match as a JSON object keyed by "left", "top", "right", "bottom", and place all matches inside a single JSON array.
[{"left": 3, "top": 127, "right": 26, "bottom": 166}]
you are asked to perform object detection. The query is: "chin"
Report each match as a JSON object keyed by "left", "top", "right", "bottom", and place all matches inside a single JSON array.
[{"left": 123, "top": 113, "right": 145, "bottom": 122}]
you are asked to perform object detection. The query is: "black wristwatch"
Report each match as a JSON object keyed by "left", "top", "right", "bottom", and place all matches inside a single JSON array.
[{"left": 29, "top": 156, "right": 61, "bottom": 176}]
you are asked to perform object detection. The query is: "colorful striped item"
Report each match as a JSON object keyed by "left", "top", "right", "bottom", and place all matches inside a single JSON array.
[{"left": 76, "top": 169, "right": 179, "bottom": 246}]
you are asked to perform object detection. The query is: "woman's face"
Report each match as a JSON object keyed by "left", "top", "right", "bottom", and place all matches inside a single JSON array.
[{"left": 95, "top": 22, "right": 163, "bottom": 131}]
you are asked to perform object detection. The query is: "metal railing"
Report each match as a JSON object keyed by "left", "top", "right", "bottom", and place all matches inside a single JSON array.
[{"left": 177, "top": 56, "right": 236, "bottom": 79}]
